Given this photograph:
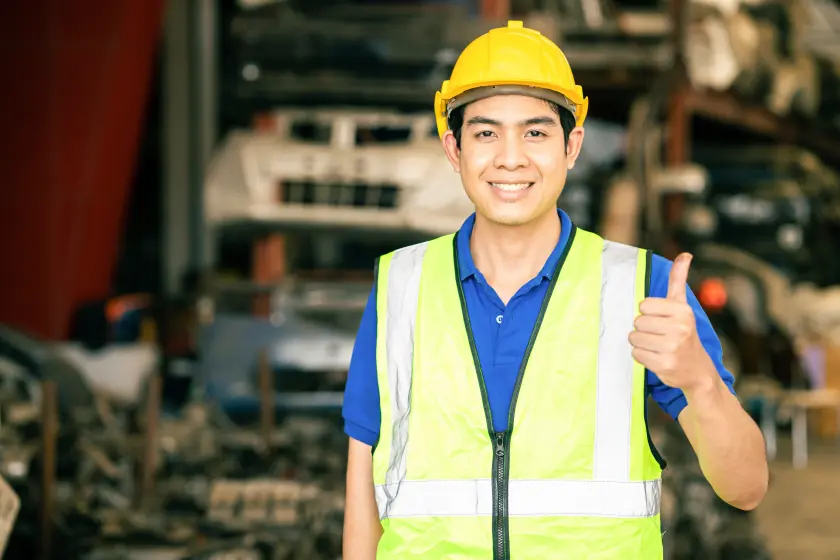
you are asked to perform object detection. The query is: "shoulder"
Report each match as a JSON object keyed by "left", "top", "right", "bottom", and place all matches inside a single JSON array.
[{"left": 376, "top": 234, "right": 455, "bottom": 275}]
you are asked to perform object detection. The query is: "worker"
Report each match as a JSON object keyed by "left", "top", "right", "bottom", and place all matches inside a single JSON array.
[{"left": 342, "top": 21, "right": 769, "bottom": 559}]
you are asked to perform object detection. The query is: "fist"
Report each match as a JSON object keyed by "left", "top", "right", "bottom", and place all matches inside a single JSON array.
[{"left": 628, "top": 253, "right": 714, "bottom": 392}]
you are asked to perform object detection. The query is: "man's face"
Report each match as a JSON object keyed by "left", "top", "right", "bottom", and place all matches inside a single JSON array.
[{"left": 442, "top": 94, "right": 585, "bottom": 227}]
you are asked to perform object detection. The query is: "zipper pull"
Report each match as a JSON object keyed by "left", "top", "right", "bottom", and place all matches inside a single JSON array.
[{"left": 495, "top": 432, "right": 505, "bottom": 456}]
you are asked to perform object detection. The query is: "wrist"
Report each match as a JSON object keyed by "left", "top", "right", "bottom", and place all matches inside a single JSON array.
[{"left": 683, "top": 366, "right": 723, "bottom": 404}]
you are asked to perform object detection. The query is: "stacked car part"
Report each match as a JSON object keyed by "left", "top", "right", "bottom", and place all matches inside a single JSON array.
[
  {"left": 685, "top": 0, "right": 840, "bottom": 127},
  {"left": 0, "top": 323, "right": 348, "bottom": 559},
  {"left": 223, "top": 0, "right": 676, "bottom": 119}
]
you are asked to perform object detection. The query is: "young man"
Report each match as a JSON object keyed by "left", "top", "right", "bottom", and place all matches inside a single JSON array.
[{"left": 342, "top": 21, "right": 768, "bottom": 560}]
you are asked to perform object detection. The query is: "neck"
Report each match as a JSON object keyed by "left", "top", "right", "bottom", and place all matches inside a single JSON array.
[{"left": 470, "top": 210, "right": 561, "bottom": 287}]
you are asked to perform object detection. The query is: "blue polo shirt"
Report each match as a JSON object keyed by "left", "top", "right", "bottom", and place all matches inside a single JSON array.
[{"left": 342, "top": 210, "right": 737, "bottom": 446}]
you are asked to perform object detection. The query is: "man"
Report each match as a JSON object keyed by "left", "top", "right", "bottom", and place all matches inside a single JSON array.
[{"left": 342, "top": 21, "right": 768, "bottom": 559}]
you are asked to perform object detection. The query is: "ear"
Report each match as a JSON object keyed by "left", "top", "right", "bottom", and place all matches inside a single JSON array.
[
  {"left": 564, "top": 127, "right": 585, "bottom": 170},
  {"left": 441, "top": 130, "right": 461, "bottom": 172}
]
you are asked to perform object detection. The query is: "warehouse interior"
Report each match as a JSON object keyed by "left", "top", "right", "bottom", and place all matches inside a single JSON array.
[{"left": 1, "top": 0, "right": 840, "bottom": 558}]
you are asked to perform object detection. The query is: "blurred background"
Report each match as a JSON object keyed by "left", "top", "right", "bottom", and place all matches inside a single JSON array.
[{"left": 0, "top": 0, "right": 840, "bottom": 558}]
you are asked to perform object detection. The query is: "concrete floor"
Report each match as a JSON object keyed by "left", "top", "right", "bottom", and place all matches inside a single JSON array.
[{"left": 754, "top": 435, "right": 840, "bottom": 559}]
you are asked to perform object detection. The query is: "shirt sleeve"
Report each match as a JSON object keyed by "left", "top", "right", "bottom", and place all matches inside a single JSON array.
[
  {"left": 342, "top": 283, "right": 381, "bottom": 446},
  {"left": 645, "top": 253, "right": 738, "bottom": 420}
]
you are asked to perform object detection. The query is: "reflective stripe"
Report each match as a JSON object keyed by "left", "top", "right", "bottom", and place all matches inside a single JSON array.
[
  {"left": 381, "top": 242, "right": 428, "bottom": 518},
  {"left": 593, "top": 241, "right": 641, "bottom": 482},
  {"left": 376, "top": 479, "right": 661, "bottom": 518}
]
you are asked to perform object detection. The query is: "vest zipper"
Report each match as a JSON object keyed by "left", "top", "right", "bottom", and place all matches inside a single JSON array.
[
  {"left": 451, "top": 229, "right": 576, "bottom": 560},
  {"left": 494, "top": 431, "right": 507, "bottom": 560}
]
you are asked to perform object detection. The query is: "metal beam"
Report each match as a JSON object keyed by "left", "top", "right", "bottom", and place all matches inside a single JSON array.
[
  {"left": 162, "top": 0, "right": 218, "bottom": 295},
  {"left": 162, "top": 0, "right": 192, "bottom": 296},
  {"left": 192, "top": 0, "right": 218, "bottom": 271}
]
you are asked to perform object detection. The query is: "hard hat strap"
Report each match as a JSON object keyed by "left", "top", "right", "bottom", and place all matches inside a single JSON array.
[{"left": 446, "top": 85, "right": 576, "bottom": 119}]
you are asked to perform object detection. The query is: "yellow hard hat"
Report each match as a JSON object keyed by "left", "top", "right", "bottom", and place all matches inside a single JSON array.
[{"left": 434, "top": 20, "right": 589, "bottom": 138}]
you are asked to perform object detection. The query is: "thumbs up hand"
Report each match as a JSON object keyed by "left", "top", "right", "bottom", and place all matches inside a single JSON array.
[{"left": 629, "top": 253, "right": 716, "bottom": 393}]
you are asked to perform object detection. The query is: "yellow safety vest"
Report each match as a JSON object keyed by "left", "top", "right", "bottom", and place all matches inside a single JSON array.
[{"left": 372, "top": 227, "right": 665, "bottom": 559}]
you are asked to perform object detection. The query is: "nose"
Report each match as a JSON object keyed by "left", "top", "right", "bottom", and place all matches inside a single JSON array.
[{"left": 493, "top": 134, "right": 528, "bottom": 171}]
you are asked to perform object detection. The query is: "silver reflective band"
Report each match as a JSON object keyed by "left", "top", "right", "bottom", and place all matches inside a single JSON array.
[
  {"left": 446, "top": 85, "right": 577, "bottom": 119},
  {"left": 593, "top": 241, "right": 641, "bottom": 482},
  {"left": 376, "top": 479, "right": 661, "bottom": 519},
  {"left": 381, "top": 241, "right": 429, "bottom": 518}
]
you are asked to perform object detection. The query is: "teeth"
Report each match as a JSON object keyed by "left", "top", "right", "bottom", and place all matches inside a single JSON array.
[{"left": 490, "top": 182, "right": 530, "bottom": 192}]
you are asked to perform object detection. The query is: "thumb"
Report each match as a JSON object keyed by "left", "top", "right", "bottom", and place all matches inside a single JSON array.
[{"left": 667, "top": 253, "right": 693, "bottom": 303}]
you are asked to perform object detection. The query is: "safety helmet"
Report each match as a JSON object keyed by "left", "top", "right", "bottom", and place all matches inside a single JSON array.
[{"left": 434, "top": 20, "right": 589, "bottom": 138}]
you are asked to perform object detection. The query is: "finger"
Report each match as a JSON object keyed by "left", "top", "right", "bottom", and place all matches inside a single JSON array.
[
  {"left": 634, "top": 314, "right": 676, "bottom": 335},
  {"left": 631, "top": 347, "right": 662, "bottom": 370},
  {"left": 667, "top": 253, "right": 693, "bottom": 303},
  {"left": 638, "top": 297, "right": 685, "bottom": 317},
  {"left": 628, "top": 331, "right": 671, "bottom": 353}
]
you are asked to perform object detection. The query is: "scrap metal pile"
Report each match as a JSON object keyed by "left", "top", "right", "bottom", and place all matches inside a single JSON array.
[
  {"left": 0, "top": 325, "right": 347, "bottom": 559},
  {"left": 11, "top": 401, "right": 346, "bottom": 559},
  {"left": 685, "top": 0, "right": 840, "bottom": 128},
  {"left": 79, "top": 405, "right": 347, "bottom": 560}
]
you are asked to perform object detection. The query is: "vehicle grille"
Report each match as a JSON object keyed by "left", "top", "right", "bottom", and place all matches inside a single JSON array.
[
  {"left": 278, "top": 180, "right": 399, "bottom": 209},
  {"left": 288, "top": 121, "right": 413, "bottom": 145}
]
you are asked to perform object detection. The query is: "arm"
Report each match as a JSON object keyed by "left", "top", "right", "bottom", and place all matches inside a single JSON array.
[
  {"left": 677, "top": 372, "right": 768, "bottom": 510},
  {"left": 633, "top": 253, "right": 768, "bottom": 511},
  {"left": 342, "top": 285, "right": 384, "bottom": 557},
  {"left": 343, "top": 438, "right": 383, "bottom": 559}
]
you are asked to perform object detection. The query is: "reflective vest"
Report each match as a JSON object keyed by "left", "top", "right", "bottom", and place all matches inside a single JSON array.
[{"left": 372, "top": 227, "right": 665, "bottom": 560}]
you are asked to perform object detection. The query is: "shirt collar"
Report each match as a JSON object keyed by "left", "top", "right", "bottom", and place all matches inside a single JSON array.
[{"left": 456, "top": 209, "right": 574, "bottom": 282}]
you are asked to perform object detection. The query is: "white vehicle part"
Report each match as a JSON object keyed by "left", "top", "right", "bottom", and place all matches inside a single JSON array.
[
  {"left": 53, "top": 342, "right": 159, "bottom": 407},
  {"left": 690, "top": 0, "right": 742, "bottom": 17},
  {"left": 685, "top": 8, "right": 744, "bottom": 91},
  {"left": 790, "top": 284, "right": 840, "bottom": 346},
  {"left": 650, "top": 164, "right": 709, "bottom": 196},
  {"left": 204, "top": 109, "right": 474, "bottom": 237}
]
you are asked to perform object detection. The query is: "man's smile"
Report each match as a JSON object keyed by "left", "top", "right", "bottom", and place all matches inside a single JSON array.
[
  {"left": 488, "top": 180, "right": 535, "bottom": 202},
  {"left": 488, "top": 181, "right": 533, "bottom": 192}
]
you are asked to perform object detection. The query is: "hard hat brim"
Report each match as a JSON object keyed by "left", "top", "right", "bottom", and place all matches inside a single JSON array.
[
  {"left": 447, "top": 85, "right": 578, "bottom": 119},
  {"left": 435, "top": 83, "right": 589, "bottom": 138}
]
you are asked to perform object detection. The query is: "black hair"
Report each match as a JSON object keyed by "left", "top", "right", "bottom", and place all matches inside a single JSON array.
[{"left": 447, "top": 99, "right": 577, "bottom": 150}]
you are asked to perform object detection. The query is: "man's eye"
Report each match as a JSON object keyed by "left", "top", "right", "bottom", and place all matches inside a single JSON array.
[
  {"left": 526, "top": 130, "right": 546, "bottom": 137},
  {"left": 475, "top": 130, "right": 495, "bottom": 138}
]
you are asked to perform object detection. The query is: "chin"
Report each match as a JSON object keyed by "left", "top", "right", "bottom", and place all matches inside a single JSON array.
[{"left": 481, "top": 207, "right": 541, "bottom": 227}]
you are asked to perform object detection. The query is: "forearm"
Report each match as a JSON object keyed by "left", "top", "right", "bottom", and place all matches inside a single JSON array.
[
  {"left": 343, "top": 508, "right": 383, "bottom": 560},
  {"left": 343, "top": 439, "right": 384, "bottom": 559},
  {"left": 679, "top": 374, "right": 769, "bottom": 510}
]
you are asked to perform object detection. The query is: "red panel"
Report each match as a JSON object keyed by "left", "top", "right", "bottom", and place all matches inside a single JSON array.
[{"left": 0, "top": 0, "right": 165, "bottom": 339}]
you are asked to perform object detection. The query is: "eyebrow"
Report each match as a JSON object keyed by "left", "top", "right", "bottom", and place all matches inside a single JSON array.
[{"left": 466, "top": 116, "right": 559, "bottom": 127}]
